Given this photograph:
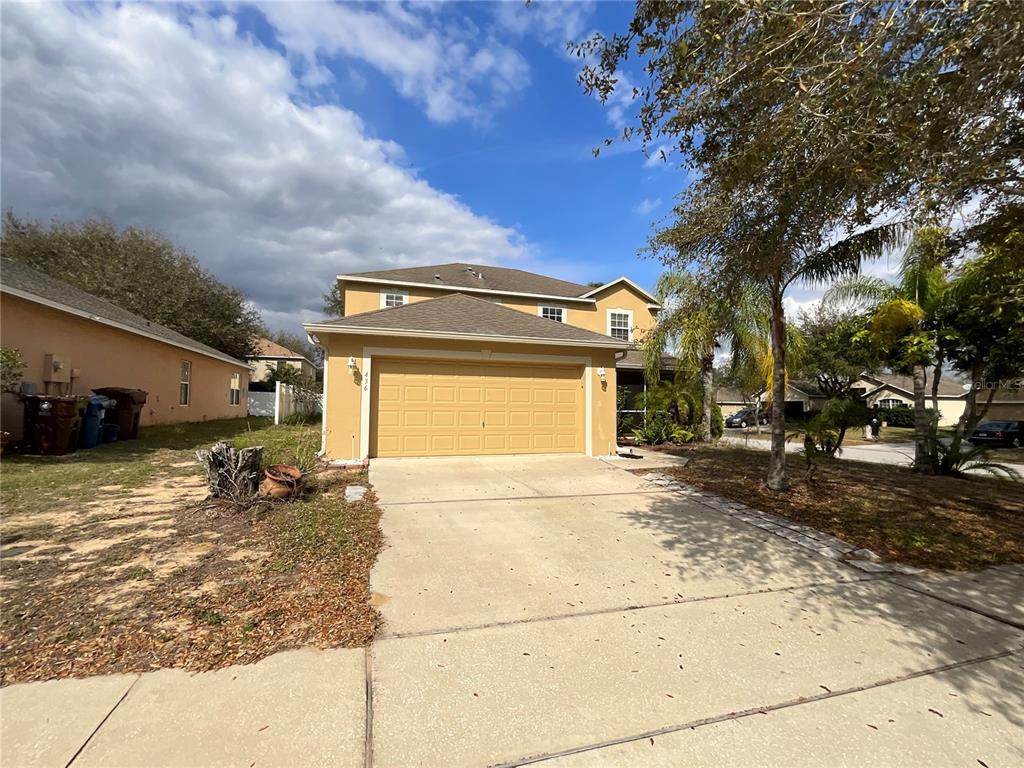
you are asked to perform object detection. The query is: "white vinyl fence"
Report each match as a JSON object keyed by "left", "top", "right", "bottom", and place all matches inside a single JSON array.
[{"left": 265, "top": 381, "right": 323, "bottom": 424}]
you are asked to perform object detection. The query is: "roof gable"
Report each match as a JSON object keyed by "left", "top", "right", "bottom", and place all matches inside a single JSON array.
[
  {"left": 305, "top": 293, "right": 626, "bottom": 348},
  {"left": 578, "top": 277, "right": 659, "bottom": 305},
  {"left": 1, "top": 258, "right": 246, "bottom": 367},
  {"left": 251, "top": 337, "right": 311, "bottom": 363},
  {"left": 340, "top": 262, "right": 592, "bottom": 300}
]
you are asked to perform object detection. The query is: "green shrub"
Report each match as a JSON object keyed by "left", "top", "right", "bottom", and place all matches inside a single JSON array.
[
  {"left": 710, "top": 402, "right": 724, "bottom": 438},
  {"left": 633, "top": 412, "right": 695, "bottom": 445},
  {"left": 1, "top": 347, "right": 25, "bottom": 393}
]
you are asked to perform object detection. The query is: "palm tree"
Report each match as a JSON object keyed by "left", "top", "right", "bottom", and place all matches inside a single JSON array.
[
  {"left": 825, "top": 227, "right": 950, "bottom": 471},
  {"left": 642, "top": 271, "right": 786, "bottom": 441}
]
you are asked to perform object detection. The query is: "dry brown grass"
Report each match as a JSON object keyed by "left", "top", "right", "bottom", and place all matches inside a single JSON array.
[
  {"left": 649, "top": 445, "right": 1024, "bottom": 571},
  {"left": 1, "top": 424, "right": 382, "bottom": 685}
]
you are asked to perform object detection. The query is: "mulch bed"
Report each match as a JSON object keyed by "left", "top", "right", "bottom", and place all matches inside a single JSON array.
[
  {"left": 642, "top": 444, "right": 1024, "bottom": 571},
  {"left": 0, "top": 470, "right": 382, "bottom": 685}
]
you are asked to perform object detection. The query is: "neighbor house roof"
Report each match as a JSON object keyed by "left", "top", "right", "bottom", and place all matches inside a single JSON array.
[
  {"left": 338, "top": 263, "right": 660, "bottom": 306},
  {"left": 862, "top": 372, "right": 968, "bottom": 398},
  {"left": 305, "top": 293, "right": 628, "bottom": 349},
  {"left": 615, "top": 350, "right": 678, "bottom": 371},
  {"left": 250, "top": 337, "right": 312, "bottom": 364},
  {"left": 0, "top": 258, "right": 247, "bottom": 367}
]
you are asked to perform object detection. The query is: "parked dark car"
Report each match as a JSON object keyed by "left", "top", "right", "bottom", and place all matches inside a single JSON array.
[
  {"left": 967, "top": 420, "right": 1023, "bottom": 448},
  {"left": 725, "top": 407, "right": 769, "bottom": 429}
]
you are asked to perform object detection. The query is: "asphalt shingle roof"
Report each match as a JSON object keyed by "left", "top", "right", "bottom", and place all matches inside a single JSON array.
[
  {"left": 616, "top": 350, "right": 678, "bottom": 371},
  {"left": 310, "top": 293, "right": 627, "bottom": 347},
  {"left": 0, "top": 258, "right": 246, "bottom": 366},
  {"left": 251, "top": 337, "right": 310, "bottom": 361},
  {"left": 342, "top": 262, "right": 592, "bottom": 299}
]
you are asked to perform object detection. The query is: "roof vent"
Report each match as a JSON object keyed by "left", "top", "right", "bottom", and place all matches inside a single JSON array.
[
  {"left": 434, "top": 274, "right": 441, "bottom": 280},
  {"left": 478, "top": 271, "right": 483, "bottom": 279}
]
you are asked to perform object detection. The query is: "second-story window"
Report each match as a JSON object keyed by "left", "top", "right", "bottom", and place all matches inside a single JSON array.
[
  {"left": 608, "top": 310, "right": 632, "bottom": 342},
  {"left": 539, "top": 305, "right": 565, "bottom": 323},
  {"left": 380, "top": 287, "right": 408, "bottom": 309}
]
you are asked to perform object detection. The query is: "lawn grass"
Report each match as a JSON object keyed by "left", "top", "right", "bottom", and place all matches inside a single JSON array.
[
  {"left": 1, "top": 417, "right": 274, "bottom": 517},
  {"left": 1, "top": 417, "right": 382, "bottom": 684},
  {"left": 655, "top": 444, "right": 1024, "bottom": 571}
]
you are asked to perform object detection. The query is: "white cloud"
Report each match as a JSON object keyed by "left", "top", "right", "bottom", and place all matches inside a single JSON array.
[
  {"left": 0, "top": 3, "right": 526, "bottom": 332},
  {"left": 258, "top": 3, "right": 530, "bottom": 124},
  {"left": 493, "top": 0, "right": 596, "bottom": 51},
  {"left": 632, "top": 197, "right": 662, "bottom": 216}
]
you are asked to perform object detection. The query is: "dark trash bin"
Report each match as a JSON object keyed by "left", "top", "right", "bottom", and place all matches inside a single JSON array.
[
  {"left": 101, "top": 423, "right": 120, "bottom": 443},
  {"left": 79, "top": 395, "right": 113, "bottom": 449},
  {"left": 92, "top": 388, "right": 148, "bottom": 440},
  {"left": 20, "top": 395, "right": 87, "bottom": 455}
]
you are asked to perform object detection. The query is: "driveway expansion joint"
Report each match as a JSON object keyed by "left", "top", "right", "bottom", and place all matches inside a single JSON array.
[
  {"left": 885, "top": 576, "right": 1024, "bottom": 631},
  {"left": 64, "top": 674, "right": 140, "bottom": 768},
  {"left": 376, "top": 575, "right": 881, "bottom": 641},
  {"left": 364, "top": 646, "right": 375, "bottom": 768},
  {"left": 489, "top": 647, "right": 1024, "bottom": 768},
  {"left": 379, "top": 489, "right": 676, "bottom": 507}
]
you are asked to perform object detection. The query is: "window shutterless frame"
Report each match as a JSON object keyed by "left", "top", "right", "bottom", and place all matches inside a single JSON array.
[
  {"left": 606, "top": 309, "right": 633, "bottom": 342},
  {"left": 179, "top": 361, "right": 191, "bottom": 406},
  {"left": 538, "top": 304, "right": 566, "bottom": 323},
  {"left": 379, "top": 287, "right": 409, "bottom": 309},
  {"left": 229, "top": 372, "right": 241, "bottom": 406}
]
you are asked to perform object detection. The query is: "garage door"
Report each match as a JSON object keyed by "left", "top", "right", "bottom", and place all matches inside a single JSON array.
[{"left": 371, "top": 359, "right": 584, "bottom": 457}]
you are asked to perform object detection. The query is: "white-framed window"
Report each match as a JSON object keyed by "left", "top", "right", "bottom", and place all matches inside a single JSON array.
[
  {"left": 878, "top": 398, "right": 905, "bottom": 409},
  {"left": 607, "top": 309, "right": 633, "bottom": 342},
  {"left": 379, "top": 287, "right": 408, "bottom": 309},
  {"left": 179, "top": 361, "right": 191, "bottom": 406},
  {"left": 229, "top": 372, "right": 241, "bottom": 406},
  {"left": 539, "top": 304, "right": 565, "bottom": 323}
]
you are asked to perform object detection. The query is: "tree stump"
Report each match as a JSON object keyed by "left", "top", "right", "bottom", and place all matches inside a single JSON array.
[{"left": 196, "top": 441, "right": 263, "bottom": 501}]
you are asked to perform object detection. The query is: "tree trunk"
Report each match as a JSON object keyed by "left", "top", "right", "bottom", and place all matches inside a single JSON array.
[
  {"left": 701, "top": 351, "right": 714, "bottom": 440},
  {"left": 197, "top": 441, "right": 264, "bottom": 501},
  {"left": 950, "top": 364, "right": 994, "bottom": 457},
  {"left": 767, "top": 277, "right": 789, "bottom": 491},
  {"left": 911, "top": 364, "right": 936, "bottom": 473}
]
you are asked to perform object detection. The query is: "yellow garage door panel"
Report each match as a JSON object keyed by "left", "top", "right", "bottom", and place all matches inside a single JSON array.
[{"left": 371, "top": 359, "right": 584, "bottom": 457}]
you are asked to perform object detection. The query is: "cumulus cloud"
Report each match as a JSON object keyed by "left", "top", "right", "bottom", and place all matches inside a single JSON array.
[
  {"left": 493, "top": 0, "right": 596, "bottom": 51},
  {"left": 259, "top": 2, "right": 530, "bottom": 124},
  {"left": 632, "top": 197, "right": 662, "bottom": 216},
  {"left": 1, "top": 3, "right": 526, "bottom": 330}
]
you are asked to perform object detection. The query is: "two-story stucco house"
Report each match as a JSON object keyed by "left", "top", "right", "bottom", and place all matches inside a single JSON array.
[
  {"left": 248, "top": 337, "right": 317, "bottom": 384},
  {"left": 304, "top": 263, "right": 661, "bottom": 460}
]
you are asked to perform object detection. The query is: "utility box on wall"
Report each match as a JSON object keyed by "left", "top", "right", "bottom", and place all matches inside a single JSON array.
[{"left": 43, "top": 354, "right": 71, "bottom": 384}]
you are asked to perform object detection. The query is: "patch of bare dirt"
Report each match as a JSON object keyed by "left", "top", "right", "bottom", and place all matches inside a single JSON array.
[{"left": 1, "top": 470, "right": 382, "bottom": 684}]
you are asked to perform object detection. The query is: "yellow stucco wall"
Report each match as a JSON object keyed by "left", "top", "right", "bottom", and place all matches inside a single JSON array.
[
  {"left": 1, "top": 294, "right": 250, "bottom": 430},
  {"left": 341, "top": 280, "right": 658, "bottom": 341},
  {"left": 321, "top": 332, "right": 618, "bottom": 460}
]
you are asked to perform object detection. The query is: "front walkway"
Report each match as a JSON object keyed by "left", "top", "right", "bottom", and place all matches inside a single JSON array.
[{"left": 3, "top": 455, "right": 1022, "bottom": 766}]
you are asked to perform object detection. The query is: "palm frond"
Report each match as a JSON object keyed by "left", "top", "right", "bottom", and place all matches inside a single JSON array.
[
  {"left": 823, "top": 275, "right": 897, "bottom": 309},
  {"left": 795, "top": 220, "right": 914, "bottom": 288}
]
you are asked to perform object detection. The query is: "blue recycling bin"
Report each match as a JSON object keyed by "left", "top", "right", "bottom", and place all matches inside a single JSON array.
[{"left": 78, "top": 395, "right": 112, "bottom": 449}]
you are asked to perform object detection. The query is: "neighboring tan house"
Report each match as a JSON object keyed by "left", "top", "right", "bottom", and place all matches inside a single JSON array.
[
  {"left": 248, "top": 337, "right": 316, "bottom": 383},
  {"left": 0, "top": 258, "right": 250, "bottom": 438},
  {"left": 304, "top": 263, "right": 661, "bottom": 460},
  {"left": 851, "top": 372, "right": 969, "bottom": 426},
  {"left": 716, "top": 371, "right": 1014, "bottom": 427}
]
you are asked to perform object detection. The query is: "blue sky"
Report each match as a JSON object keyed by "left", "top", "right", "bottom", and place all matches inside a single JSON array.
[{"left": 1, "top": 1, "right": 689, "bottom": 335}]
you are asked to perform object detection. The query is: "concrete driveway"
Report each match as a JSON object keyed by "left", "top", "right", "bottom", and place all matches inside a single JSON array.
[
  {"left": 368, "top": 454, "right": 1024, "bottom": 767},
  {"left": 4, "top": 455, "right": 1021, "bottom": 767}
]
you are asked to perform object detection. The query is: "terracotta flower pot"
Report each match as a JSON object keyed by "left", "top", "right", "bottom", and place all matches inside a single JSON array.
[{"left": 261, "top": 464, "right": 303, "bottom": 498}]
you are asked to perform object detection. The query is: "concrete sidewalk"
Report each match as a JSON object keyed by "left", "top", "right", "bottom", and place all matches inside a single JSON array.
[{"left": 3, "top": 455, "right": 1022, "bottom": 767}]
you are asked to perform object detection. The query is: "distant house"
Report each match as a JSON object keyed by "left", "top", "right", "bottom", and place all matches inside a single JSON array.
[
  {"left": 247, "top": 337, "right": 316, "bottom": 384},
  {"left": 716, "top": 371, "right": 1022, "bottom": 427},
  {"left": 0, "top": 258, "right": 250, "bottom": 438}
]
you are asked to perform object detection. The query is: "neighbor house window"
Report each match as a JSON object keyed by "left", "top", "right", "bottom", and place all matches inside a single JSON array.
[
  {"left": 229, "top": 373, "right": 241, "bottom": 406},
  {"left": 380, "top": 287, "right": 408, "bottom": 309},
  {"left": 608, "top": 310, "right": 633, "bottom": 342},
  {"left": 539, "top": 305, "right": 565, "bottom": 323},
  {"left": 878, "top": 398, "right": 904, "bottom": 409},
  {"left": 179, "top": 361, "right": 191, "bottom": 406}
]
